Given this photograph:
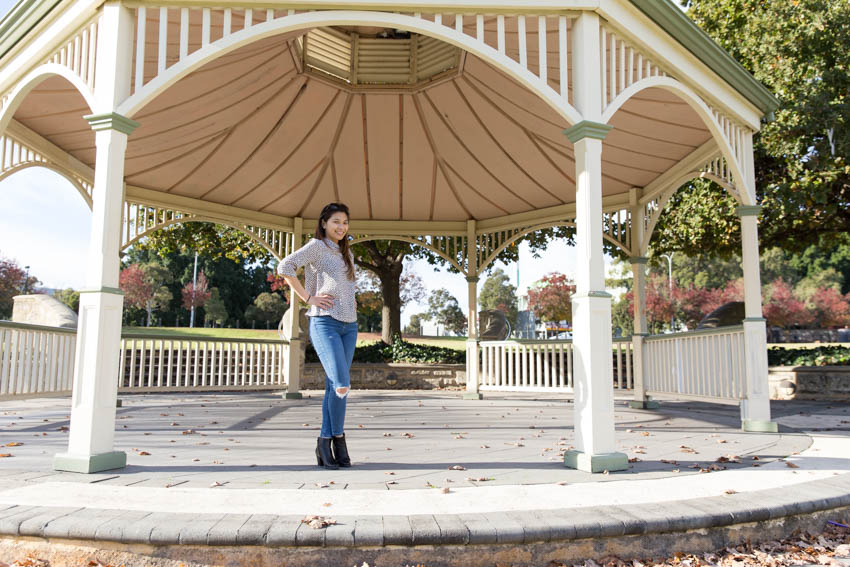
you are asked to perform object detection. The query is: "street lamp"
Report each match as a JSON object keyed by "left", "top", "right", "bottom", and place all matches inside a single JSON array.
[
  {"left": 22, "top": 265, "right": 30, "bottom": 294},
  {"left": 661, "top": 253, "right": 674, "bottom": 331}
]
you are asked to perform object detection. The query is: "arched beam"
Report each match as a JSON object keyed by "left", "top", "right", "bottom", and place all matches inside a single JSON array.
[
  {"left": 121, "top": 216, "right": 284, "bottom": 261},
  {"left": 602, "top": 76, "right": 754, "bottom": 205},
  {"left": 117, "top": 10, "right": 582, "bottom": 127},
  {"left": 0, "top": 162, "right": 93, "bottom": 209},
  {"left": 477, "top": 220, "right": 630, "bottom": 273},
  {"left": 0, "top": 64, "right": 96, "bottom": 135},
  {"left": 641, "top": 171, "right": 742, "bottom": 257},
  {"left": 349, "top": 234, "right": 467, "bottom": 275}
]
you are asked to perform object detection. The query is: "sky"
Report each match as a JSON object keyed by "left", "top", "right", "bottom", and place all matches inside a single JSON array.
[{"left": 0, "top": 1, "right": 621, "bottom": 326}]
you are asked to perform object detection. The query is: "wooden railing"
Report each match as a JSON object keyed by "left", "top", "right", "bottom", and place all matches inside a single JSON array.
[
  {"left": 644, "top": 325, "right": 746, "bottom": 402},
  {"left": 0, "top": 321, "right": 76, "bottom": 398},
  {"left": 119, "top": 333, "right": 289, "bottom": 392},
  {"left": 477, "top": 338, "right": 634, "bottom": 392}
]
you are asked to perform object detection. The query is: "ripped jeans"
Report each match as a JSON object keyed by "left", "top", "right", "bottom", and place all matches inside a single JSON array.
[{"left": 309, "top": 315, "right": 358, "bottom": 438}]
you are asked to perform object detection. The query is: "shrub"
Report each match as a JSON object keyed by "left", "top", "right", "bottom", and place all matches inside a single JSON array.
[
  {"left": 767, "top": 346, "right": 850, "bottom": 367},
  {"left": 305, "top": 334, "right": 465, "bottom": 364}
]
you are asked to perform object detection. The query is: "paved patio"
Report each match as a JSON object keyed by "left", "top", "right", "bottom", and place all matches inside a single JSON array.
[{"left": 0, "top": 391, "right": 848, "bottom": 566}]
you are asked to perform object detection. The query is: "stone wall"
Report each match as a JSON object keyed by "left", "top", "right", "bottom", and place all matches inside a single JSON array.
[
  {"left": 301, "top": 362, "right": 466, "bottom": 390},
  {"left": 12, "top": 294, "right": 77, "bottom": 328},
  {"left": 768, "top": 366, "right": 850, "bottom": 400},
  {"left": 768, "top": 328, "right": 850, "bottom": 343}
]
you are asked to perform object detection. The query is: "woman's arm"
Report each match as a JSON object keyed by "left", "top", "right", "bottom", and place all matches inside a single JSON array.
[
  {"left": 277, "top": 240, "right": 335, "bottom": 311},
  {"left": 281, "top": 274, "right": 334, "bottom": 311}
]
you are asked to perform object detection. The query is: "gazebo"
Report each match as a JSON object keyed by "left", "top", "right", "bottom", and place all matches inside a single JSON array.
[{"left": 0, "top": 0, "right": 778, "bottom": 474}]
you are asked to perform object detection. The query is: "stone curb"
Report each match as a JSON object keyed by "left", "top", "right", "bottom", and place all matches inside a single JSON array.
[{"left": 0, "top": 474, "right": 847, "bottom": 547}]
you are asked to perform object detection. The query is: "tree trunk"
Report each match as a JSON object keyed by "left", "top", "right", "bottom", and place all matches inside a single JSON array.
[
  {"left": 379, "top": 273, "right": 402, "bottom": 343},
  {"left": 353, "top": 241, "right": 407, "bottom": 344}
]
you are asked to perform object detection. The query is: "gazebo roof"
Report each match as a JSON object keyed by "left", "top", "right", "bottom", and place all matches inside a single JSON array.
[{"left": 0, "top": 0, "right": 779, "bottom": 225}]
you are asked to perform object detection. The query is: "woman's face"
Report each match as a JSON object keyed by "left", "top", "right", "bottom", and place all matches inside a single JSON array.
[{"left": 324, "top": 211, "right": 349, "bottom": 243}]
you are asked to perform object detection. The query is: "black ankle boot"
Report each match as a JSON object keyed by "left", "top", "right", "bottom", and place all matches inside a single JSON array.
[
  {"left": 316, "top": 437, "right": 339, "bottom": 470},
  {"left": 332, "top": 434, "right": 351, "bottom": 467}
]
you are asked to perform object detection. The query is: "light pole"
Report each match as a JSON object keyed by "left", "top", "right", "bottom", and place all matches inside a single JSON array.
[
  {"left": 189, "top": 252, "right": 198, "bottom": 328},
  {"left": 22, "top": 265, "right": 30, "bottom": 294},
  {"left": 662, "top": 253, "right": 674, "bottom": 331}
]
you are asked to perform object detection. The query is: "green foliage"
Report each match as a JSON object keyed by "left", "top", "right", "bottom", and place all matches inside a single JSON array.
[
  {"left": 656, "top": 1, "right": 850, "bottom": 256},
  {"left": 54, "top": 288, "right": 80, "bottom": 313},
  {"left": 205, "top": 288, "right": 228, "bottom": 327},
  {"left": 404, "top": 313, "right": 427, "bottom": 336},
  {"left": 425, "top": 288, "right": 467, "bottom": 335},
  {"left": 478, "top": 268, "right": 518, "bottom": 327},
  {"left": 306, "top": 334, "right": 465, "bottom": 364},
  {"left": 253, "top": 292, "right": 287, "bottom": 329},
  {"left": 767, "top": 346, "right": 850, "bottom": 367}
]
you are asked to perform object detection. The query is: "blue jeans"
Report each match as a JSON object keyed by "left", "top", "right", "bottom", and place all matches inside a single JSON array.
[{"left": 309, "top": 316, "right": 358, "bottom": 438}]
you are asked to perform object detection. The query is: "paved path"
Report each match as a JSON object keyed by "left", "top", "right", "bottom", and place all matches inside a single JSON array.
[{"left": 0, "top": 391, "right": 848, "bottom": 566}]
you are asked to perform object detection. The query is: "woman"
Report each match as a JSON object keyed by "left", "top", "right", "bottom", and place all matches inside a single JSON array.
[{"left": 277, "top": 203, "right": 357, "bottom": 470}]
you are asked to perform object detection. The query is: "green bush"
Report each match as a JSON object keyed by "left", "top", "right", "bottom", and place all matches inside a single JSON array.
[
  {"left": 768, "top": 346, "right": 850, "bottom": 367},
  {"left": 306, "top": 334, "right": 465, "bottom": 364}
]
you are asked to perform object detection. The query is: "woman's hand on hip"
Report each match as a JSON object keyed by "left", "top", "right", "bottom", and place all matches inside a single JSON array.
[{"left": 307, "top": 294, "right": 335, "bottom": 310}]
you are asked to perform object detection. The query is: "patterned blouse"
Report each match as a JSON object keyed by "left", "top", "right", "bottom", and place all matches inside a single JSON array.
[{"left": 277, "top": 238, "right": 357, "bottom": 323}]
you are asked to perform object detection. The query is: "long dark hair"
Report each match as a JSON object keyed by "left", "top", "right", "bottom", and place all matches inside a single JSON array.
[{"left": 315, "top": 202, "right": 355, "bottom": 281}]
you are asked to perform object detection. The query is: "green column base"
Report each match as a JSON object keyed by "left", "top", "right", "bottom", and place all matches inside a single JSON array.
[
  {"left": 564, "top": 450, "right": 629, "bottom": 473},
  {"left": 462, "top": 392, "right": 483, "bottom": 400},
  {"left": 284, "top": 392, "right": 303, "bottom": 400},
  {"left": 628, "top": 400, "right": 659, "bottom": 409},
  {"left": 53, "top": 451, "right": 126, "bottom": 473},
  {"left": 116, "top": 399, "right": 122, "bottom": 408},
  {"left": 742, "top": 419, "right": 778, "bottom": 433}
]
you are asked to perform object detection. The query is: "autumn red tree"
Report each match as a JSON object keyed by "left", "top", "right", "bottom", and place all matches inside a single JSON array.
[
  {"left": 527, "top": 273, "right": 576, "bottom": 329},
  {"left": 181, "top": 271, "right": 212, "bottom": 311},
  {"left": 763, "top": 279, "right": 814, "bottom": 328},
  {"left": 119, "top": 264, "right": 153, "bottom": 311},
  {"left": 0, "top": 254, "right": 39, "bottom": 318},
  {"left": 809, "top": 287, "right": 850, "bottom": 328}
]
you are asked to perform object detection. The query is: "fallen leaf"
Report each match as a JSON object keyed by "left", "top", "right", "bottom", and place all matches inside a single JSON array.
[
  {"left": 480, "top": 445, "right": 490, "bottom": 449},
  {"left": 210, "top": 481, "right": 223, "bottom": 487},
  {"left": 786, "top": 461, "right": 800, "bottom": 468},
  {"left": 448, "top": 465, "right": 467, "bottom": 471},
  {"left": 138, "top": 451, "right": 151, "bottom": 456},
  {"left": 0, "top": 454, "right": 12, "bottom": 458},
  {"left": 724, "top": 489, "right": 738, "bottom": 494},
  {"left": 322, "top": 502, "right": 332, "bottom": 507},
  {"left": 5, "top": 442, "right": 22, "bottom": 447},
  {"left": 440, "top": 486, "right": 451, "bottom": 494}
]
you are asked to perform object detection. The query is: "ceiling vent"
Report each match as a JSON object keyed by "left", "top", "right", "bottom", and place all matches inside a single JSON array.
[{"left": 293, "top": 27, "right": 463, "bottom": 90}]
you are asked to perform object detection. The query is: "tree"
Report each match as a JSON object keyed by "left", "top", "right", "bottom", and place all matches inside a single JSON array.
[
  {"left": 763, "top": 279, "right": 814, "bottom": 329},
  {"left": 181, "top": 271, "right": 212, "bottom": 312},
  {"left": 653, "top": 1, "right": 850, "bottom": 256},
  {"left": 404, "top": 313, "right": 427, "bottom": 336},
  {"left": 54, "top": 288, "right": 80, "bottom": 313},
  {"left": 426, "top": 289, "right": 467, "bottom": 336},
  {"left": 244, "top": 305, "right": 261, "bottom": 329},
  {"left": 119, "top": 262, "right": 173, "bottom": 326},
  {"left": 478, "top": 268, "right": 518, "bottom": 327},
  {"left": 0, "top": 254, "right": 39, "bottom": 318},
  {"left": 526, "top": 272, "right": 575, "bottom": 327},
  {"left": 254, "top": 292, "right": 286, "bottom": 329},
  {"left": 205, "top": 288, "right": 228, "bottom": 327},
  {"left": 809, "top": 287, "right": 850, "bottom": 328}
]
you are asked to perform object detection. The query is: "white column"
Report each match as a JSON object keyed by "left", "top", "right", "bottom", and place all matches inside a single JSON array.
[
  {"left": 54, "top": 117, "right": 139, "bottom": 473},
  {"left": 628, "top": 256, "right": 657, "bottom": 409},
  {"left": 562, "top": 11, "right": 626, "bottom": 473},
  {"left": 463, "top": 220, "right": 482, "bottom": 400},
  {"left": 54, "top": 2, "right": 137, "bottom": 474},
  {"left": 738, "top": 205, "right": 776, "bottom": 432},
  {"left": 284, "top": 218, "right": 304, "bottom": 399}
]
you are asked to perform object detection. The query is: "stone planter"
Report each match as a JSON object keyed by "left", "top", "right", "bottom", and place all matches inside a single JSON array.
[
  {"left": 768, "top": 366, "right": 850, "bottom": 400},
  {"left": 301, "top": 362, "right": 466, "bottom": 390}
]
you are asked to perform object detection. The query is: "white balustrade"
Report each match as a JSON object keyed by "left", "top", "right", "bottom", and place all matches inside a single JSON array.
[
  {"left": 644, "top": 325, "right": 746, "bottom": 402},
  {"left": 0, "top": 322, "right": 76, "bottom": 398},
  {"left": 476, "top": 338, "right": 633, "bottom": 392},
  {"left": 119, "top": 333, "right": 289, "bottom": 392}
]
